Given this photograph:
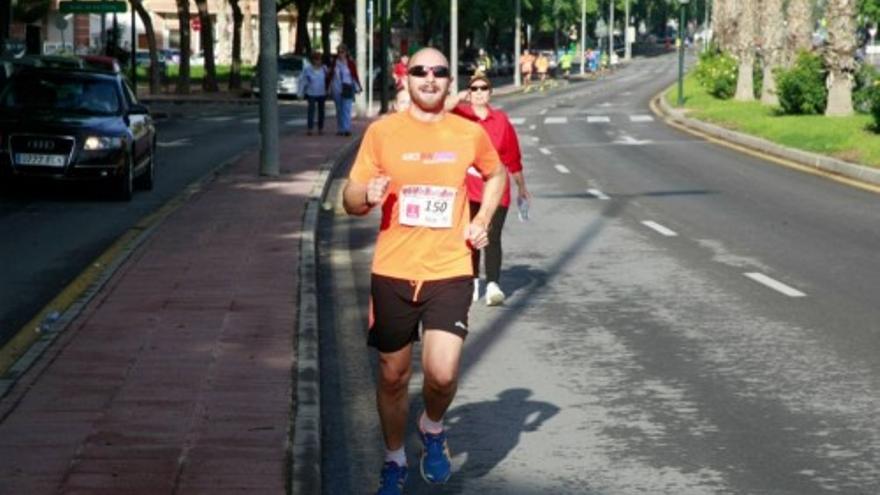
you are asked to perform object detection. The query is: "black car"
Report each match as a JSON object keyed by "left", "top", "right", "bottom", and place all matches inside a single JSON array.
[{"left": 0, "top": 67, "right": 156, "bottom": 200}]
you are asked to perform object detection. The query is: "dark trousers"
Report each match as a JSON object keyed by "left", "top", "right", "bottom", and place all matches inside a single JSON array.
[
  {"left": 469, "top": 200, "right": 508, "bottom": 283},
  {"left": 306, "top": 95, "right": 326, "bottom": 130}
]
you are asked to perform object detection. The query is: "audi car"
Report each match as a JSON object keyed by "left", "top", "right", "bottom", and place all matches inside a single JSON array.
[{"left": 0, "top": 66, "right": 156, "bottom": 200}]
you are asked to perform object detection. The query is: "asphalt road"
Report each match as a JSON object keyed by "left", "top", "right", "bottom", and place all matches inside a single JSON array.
[
  {"left": 0, "top": 100, "right": 316, "bottom": 348},
  {"left": 319, "top": 54, "right": 880, "bottom": 494}
]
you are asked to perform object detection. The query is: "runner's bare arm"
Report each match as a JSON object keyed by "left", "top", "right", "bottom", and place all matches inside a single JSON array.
[
  {"left": 343, "top": 176, "right": 390, "bottom": 215},
  {"left": 466, "top": 165, "right": 505, "bottom": 249}
]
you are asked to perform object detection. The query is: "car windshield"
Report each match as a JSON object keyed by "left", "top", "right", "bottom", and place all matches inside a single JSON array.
[
  {"left": 0, "top": 73, "right": 121, "bottom": 115},
  {"left": 278, "top": 58, "right": 303, "bottom": 72}
]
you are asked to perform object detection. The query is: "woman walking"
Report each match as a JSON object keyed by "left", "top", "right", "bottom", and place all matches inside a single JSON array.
[
  {"left": 453, "top": 74, "right": 530, "bottom": 306},
  {"left": 327, "top": 44, "right": 362, "bottom": 136},
  {"left": 299, "top": 51, "right": 327, "bottom": 135}
]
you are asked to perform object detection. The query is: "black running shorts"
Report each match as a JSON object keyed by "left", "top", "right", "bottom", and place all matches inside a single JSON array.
[{"left": 368, "top": 274, "right": 473, "bottom": 353}]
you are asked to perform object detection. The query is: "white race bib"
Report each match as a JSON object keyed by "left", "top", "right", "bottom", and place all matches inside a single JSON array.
[{"left": 399, "top": 185, "right": 457, "bottom": 228}]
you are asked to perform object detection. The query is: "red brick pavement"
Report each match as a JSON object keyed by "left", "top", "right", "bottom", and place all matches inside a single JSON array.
[{"left": 0, "top": 121, "right": 366, "bottom": 494}]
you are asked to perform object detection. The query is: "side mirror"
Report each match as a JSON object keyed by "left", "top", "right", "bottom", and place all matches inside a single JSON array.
[{"left": 129, "top": 103, "right": 150, "bottom": 115}]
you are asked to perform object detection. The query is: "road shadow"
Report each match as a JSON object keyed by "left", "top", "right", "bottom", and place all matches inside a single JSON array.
[{"left": 403, "top": 388, "right": 560, "bottom": 494}]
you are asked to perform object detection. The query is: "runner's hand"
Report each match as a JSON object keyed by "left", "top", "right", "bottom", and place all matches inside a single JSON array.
[
  {"left": 466, "top": 219, "right": 489, "bottom": 250},
  {"left": 366, "top": 175, "right": 391, "bottom": 207}
]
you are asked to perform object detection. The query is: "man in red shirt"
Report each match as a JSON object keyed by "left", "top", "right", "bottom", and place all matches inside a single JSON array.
[{"left": 393, "top": 54, "right": 409, "bottom": 91}]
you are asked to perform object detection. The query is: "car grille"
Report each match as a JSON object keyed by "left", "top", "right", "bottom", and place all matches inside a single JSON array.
[{"left": 9, "top": 135, "right": 76, "bottom": 167}]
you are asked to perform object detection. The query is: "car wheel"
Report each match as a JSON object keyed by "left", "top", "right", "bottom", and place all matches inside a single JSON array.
[
  {"left": 113, "top": 156, "right": 134, "bottom": 201},
  {"left": 135, "top": 142, "right": 156, "bottom": 191}
]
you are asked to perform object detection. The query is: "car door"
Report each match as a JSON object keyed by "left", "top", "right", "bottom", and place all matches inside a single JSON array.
[{"left": 122, "top": 80, "right": 151, "bottom": 167}]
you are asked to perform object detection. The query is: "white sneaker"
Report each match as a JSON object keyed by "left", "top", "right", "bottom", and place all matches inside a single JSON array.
[
  {"left": 472, "top": 278, "right": 480, "bottom": 302},
  {"left": 485, "top": 282, "right": 505, "bottom": 306}
]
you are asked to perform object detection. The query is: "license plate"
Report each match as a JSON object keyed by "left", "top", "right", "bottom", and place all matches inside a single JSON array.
[{"left": 15, "top": 153, "right": 66, "bottom": 167}]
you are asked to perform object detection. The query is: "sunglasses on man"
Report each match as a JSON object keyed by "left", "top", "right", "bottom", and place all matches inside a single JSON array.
[{"left": 407, "top": 65, "right": 451, "bottom": 78}]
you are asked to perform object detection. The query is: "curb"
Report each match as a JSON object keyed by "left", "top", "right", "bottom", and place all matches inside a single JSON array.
[
  {"left": 290, "top": 131, "right": 363, "bottom": 495},
  {"left": 654, "top": 91, "right": 880, "bottom": 188},
  {"left": 0, "top": 151, "right": 247, "bottom": 399}
]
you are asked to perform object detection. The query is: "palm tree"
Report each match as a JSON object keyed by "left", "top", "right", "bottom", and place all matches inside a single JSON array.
[
  {"left": 786, "top": 0, "right": 814, "bottom": 65},
  {"left": 733, "top": 0, "right": 757, "bottom": 101},
  {"left": 825, "top": 0, "right": 857, "bottom": 116},
  {"left": 760, "top": 0, "right": 785, "bottom": 105}
]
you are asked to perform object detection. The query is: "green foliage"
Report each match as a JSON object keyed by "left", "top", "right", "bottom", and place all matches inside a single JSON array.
[
  {"left": 776, "top": 51, "right": 828, "bottom": 115},
  {"left": 694, "top": 50, "right": 738, "bottom": 100},
  {"left": 854, "top": 62, "right": 880, "bottom": 113},
  {"left": 753, "top": 56, "right": 764, "bottom": 100}
]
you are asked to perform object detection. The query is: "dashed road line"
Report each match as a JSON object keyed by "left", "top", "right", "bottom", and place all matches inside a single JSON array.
[
  {"left": 529, "top": 124, "right": 537, "bottom": 130},
  {"left": 544, "top": 116, "right": 568, "bottom": 125},
  {"left": 587, "top": 116, "right": 610, "bottom": 123},
  {"left": 201, "top": 116, "right": 236, "bottom": 122},
  {"left": 510, "top": 117, "right": 526, "bottom": 125},
  {"left": 554, "top": 164, "right": 571, "bottom": 174},
  {"left": 539, "top": 108, "right": 549, "bottom": 115},
  {"left": 641, "top": 221, "right": 678, "bottom": 237},
  {"left": 586, "top": 188, "right": 611, "bottom": 200},
  {"left": 539, "top": 147, "right": 552, "bottom": 155},
  {"left": 744, "top": 273, "right": 807, "bottom": 297},
  {"left": 629, "top": 115, "right": 655, "bottom": 123}
]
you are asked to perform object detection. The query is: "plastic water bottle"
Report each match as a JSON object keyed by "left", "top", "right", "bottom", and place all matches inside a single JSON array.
[{"left": 517, "top": 196, "right": 530, "bottom": 222}]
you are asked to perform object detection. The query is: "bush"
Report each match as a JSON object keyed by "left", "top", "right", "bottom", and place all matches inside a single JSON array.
[
  {"left": 853, "top": 62, "right": 879, "bottom": 114},
  {"left": 776, "top": 51, "right": 827, "bottom": 115},
  {"left": 694, "top": 50, "right": 738, "bottom": 99}
]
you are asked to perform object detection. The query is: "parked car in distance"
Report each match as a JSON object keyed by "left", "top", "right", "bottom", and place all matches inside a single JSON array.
[
  {"left": 135, "top": 50, "right": 167, "bottom": 74},
  {"left": 251, "top": 54, "right": 305, "bottom": 98},
  {"left": 80, "top": 55, "right": 122, "bottom": 73},
  {"left": 0, "top": 67, "right": 157, "bottom": 200}
]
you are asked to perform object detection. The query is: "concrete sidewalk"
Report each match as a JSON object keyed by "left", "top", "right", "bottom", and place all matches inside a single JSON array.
[{"left": 0, "top": 121, "right": 364, "bottom": 494}]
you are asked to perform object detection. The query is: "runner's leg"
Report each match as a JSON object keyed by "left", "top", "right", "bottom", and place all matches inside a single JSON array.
[
  {"left": 421, "top": 330, "right": 464, "bottom": 422},
  {"left": 377, "top": 344, "right": 414, "bottom": 450},
  {"left": 484, "top": 205, "right": 508, "bottom": 284}
]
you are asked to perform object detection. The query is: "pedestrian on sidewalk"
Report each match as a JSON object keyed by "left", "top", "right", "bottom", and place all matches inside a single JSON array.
[
  {"left": 520, "top": 50, "right": 535, "bottom": 88},
  {"left": 451, "top": 73, "right": 530, "bottom": 307},
  {"left": 327, "top": 43, "right": 362, "bottom": 136},
  {"left": 342, "top": 47, "right": 506, "bottom": 495},
  {"left": 299, "top": 51, "right": 328, "bottom": 135}
]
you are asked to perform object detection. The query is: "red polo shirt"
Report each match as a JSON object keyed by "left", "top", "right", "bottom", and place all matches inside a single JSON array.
[{"left": 452, "top": 103, "right": 523, "bottom": 207}]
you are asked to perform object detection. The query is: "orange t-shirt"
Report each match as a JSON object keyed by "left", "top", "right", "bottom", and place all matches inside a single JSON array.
[{"left": 349, "top": 111, "right": 501, "bottom": 281}]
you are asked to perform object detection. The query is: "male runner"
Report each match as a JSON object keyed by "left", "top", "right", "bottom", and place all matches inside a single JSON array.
[{"left": 343, "top": 47, "right": 506, "bottom": 494}]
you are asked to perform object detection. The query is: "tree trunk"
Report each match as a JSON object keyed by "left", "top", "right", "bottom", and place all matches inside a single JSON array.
[
  {"left": 760, "top": 0, "right": 785, "bottom": 106},
  {"left": 294, "top": 0, "right": 312, "bottom": 54},
  {"left": 713, "top": 0, "right": 737, "bottom": 53},
  {"left": 340, "top": 0, "right": 355, "bottom": 51},
  {"left": 194, "top": 0, "right": 218, "bottom": 91},
  {"left": 131, "top": 0, "right": 160, "bottom": 94},
  {"left": 175, "top": 0, "right": 191, "bottom": 94},
  {"left": 824, "top": 0, "right": 856, "bottom": 116},
  {"left": 215, "top": 0, "right": 230, "bottom": 65},
  {"left": 242, "top": 0, "right": 255, "bottom": 64},
  {"left": 734, "top": 0, "right": 756, "bottom": 101},
  {"left": 786, "top": 0, "right": 813, "bottom": 66},
  {"left": 229, "top": 0, "right": 243, "bottom": 90},
  {"left": 320, "top": 10, "right": 332, "bottom": 56}
]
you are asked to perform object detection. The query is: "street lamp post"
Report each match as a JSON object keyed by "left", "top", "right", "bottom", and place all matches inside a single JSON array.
[{"left": 678, "top": 0, "right": 690, "bottom": 107}]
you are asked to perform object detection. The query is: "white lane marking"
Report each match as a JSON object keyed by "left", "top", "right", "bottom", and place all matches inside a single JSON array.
[
  {"left": 599, "top": 102, "right": 614, "bottom": 107},
  {"left": 629, "top": 115, "right": 655, "bottom": 123},
  {"left": 510, "top": 117, "right": 526, "bottom": 125},
  {"left": 286, "top": 118, "right": 308, "bottom": 126},
  {"left": 539, "top": 147, "right": 552, "bottom": 155},
  {"left": 744, "top": 273, "right": 807, "bottom": 297},
  {"left": 586, "top": 188, "right": 610, "bottom": 200},
  {"left": 529, "top": 124, "right": 537, "bottom": 130},
  {"left": 544, "top": 116, "right": 568, "bottom": 124},
  {"left": 201, "top": 116, "right": 235, "bottom": 122},
  {"left": 587, "top": 116, "right": 610, "bottom": 123},
  {"left": 614, "top": 135, "right": 653, "bottom": 146},
  {"left": 554, "top": 164, "right": 571, "bottom": 174},
  {"left": 243, "top": 117, "right": 260, "bottom": 124},
  {"left": 539, "top": 108, "right": 549, "bottom": 115},
  {"left": 157, "top": 138, "right": 191, "bottom": 148},
  {"left": 641, "top": 221, "right": 678, "bottom": 237}
]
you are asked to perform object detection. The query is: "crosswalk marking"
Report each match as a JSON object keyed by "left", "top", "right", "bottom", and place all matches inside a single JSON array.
[
  {"left": 629, "top": 115, "right": 655, "bottom": 123},
  {"left": 587, "top": 116, "right": 610, "bottom": 123},
  {"left": 544, "top": 116, "right": 568, "bottom": 124}
]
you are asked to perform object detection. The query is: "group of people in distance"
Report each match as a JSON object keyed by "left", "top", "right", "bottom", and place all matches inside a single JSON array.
[
  {"left": 342, "top": 47, "right": 530, "bottom": 494},
  {"left": 297, "top": 44, "right": 362, "bottom": 136}
]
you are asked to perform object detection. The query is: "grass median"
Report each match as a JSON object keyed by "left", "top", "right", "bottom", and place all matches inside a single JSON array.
[{"left": 666, "top": 75, "right": 880, "bottom": 168}]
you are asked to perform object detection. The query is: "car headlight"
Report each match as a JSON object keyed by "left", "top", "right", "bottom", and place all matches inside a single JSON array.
[{"left": 84, "top": 136, "right": 123, "bottom": 150}]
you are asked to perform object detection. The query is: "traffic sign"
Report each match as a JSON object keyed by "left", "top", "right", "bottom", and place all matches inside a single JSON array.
[
  {"left": 59, "top": 1, "right": 127, "bottom": 14},
  {"left": 191, "top": 17, "right": 201, "bottom": 32}
]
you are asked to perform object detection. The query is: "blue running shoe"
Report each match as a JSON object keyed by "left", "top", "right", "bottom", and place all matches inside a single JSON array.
[
  {"left": 419, "top": 430, "right": 452, "bottom": 484},
  {"left": 376, "top": 461, "right": 407, "bottom": 495}
]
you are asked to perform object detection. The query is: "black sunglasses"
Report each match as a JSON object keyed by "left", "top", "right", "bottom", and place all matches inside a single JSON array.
[
  {"left": 407, "top": 65, "right": 451, "bottom": 78},
  {"left": 469, "top": 85, "right": 490, "bottom": 92}
]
